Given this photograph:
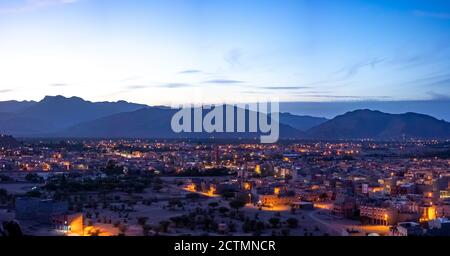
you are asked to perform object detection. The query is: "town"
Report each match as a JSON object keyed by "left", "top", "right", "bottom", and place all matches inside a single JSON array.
[{"left": 1, "top": 137, "right": 450, "bottom": 236}]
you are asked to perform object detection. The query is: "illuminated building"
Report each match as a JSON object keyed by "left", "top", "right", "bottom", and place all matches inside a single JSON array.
[
  {"left": 258, "top": 188, "right": 296, "bottom": 208},
  {"left": 42, "top": 163, "right": 51, "bottom": 171},
  {"left": 360, "top": 205, "right": 398, "bottom": 226},
  {"left": 274, "top": 187, "right": 281, "bottom": 195},
  {"left": 255, "top": 165, "right": 261, "bottom": 175},
  {"left": 186, "top": 183, "right": 196, "bottom": 192},
  {"left": 440, "top": 190, "right": 450, "bottom": 199},
  {"left": 62, "top": 161, "right": 71, "bottom": 171},
  {"left": 53, "top": 213, "right": 84, "bottom": 236},
  {"left": 243, "top": 182, "right": 252, "bottom": 190},
  {"left": 392, "top": 222, "right": 423, "bottom": 236},
  {"left": 258, "top": 194, "right": 296, "bottom": 208},
  {"left": 207, "top": 184, "right": 217, "bottom": 196},
  {"left": 332, "top": 195, "right": 355, "bottom": 218},
  {"left": 419, "top": 205, "right": 437, "bottom": 222},
  {"left": 291, "top": 201, "right": 314, "bottom": 210}
]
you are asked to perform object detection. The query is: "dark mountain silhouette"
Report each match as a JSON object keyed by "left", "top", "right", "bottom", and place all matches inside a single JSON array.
[
  {"left": 0, "top": 96, "right": 147, "bottom": 135},
  {"left": 306, "top": 109, "right": 450, "bottom": 140},
  {"left": 61, "top": 107, "right": 178, "bottom": 138},
  {"left": 279, "top": 113, "right": 328, "bottom": 131},
  {"left": 18, "top": 96, "right": 148, "bottom": 128},
  {"left": 60, "top": 106, "right": 304, "bottom": 139},
  {"left": 280, "top": 100, "right": 450, "bottom": 122},
  {"left": 1, "top": 96, "right": 449, "bottom": 140},
  {"left": 0, "top": 100, "right": 36, "bottom": 113}
]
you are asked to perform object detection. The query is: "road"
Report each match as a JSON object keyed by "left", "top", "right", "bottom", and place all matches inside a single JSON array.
[
  {"left": 307, "top": 209, "right": 345, "bottom": 236},
  {"left": 307, "top": 209, "right": 390, "bottom": 236}
]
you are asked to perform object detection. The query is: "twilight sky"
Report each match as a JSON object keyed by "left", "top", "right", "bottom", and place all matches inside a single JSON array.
[{"left": 0, "top": 0, "right": 449, "bottom": 106}]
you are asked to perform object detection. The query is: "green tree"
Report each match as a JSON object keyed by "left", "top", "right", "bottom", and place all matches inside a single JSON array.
[
  {"left": 25, "top": 190, "right": 41, "bottom": 198},
  {"left": 208, "top": 202, "right": 219, "bottom": 208},
  {"left": 159, "top": 221, "right": 170, "bottom": 233},
  {"left": 286, "top": 218, "right": 298, "bottom": 228},
  {"left": 229, "top": 200, "right": 246, "bottom": 213},
  {"left": 268, "top": 217, "right": 280, "bottom": 228},
  {"left": 118, "top": 224, "right": 128, "bottom": 236},
  {"left": 281, "top": 228, "right": 290, "bottom": 236},
  {"left": 186, "top": 193, "right": 200, "bottom": 201},
  {"left": 137, "top": 217, "right": 148, "bottom": 226},
  {"left": 218, "top": 207, "right": 230, "bottom": 215},
  {"left": 143, "top": 224, "right": 152, "bottom": 236}
]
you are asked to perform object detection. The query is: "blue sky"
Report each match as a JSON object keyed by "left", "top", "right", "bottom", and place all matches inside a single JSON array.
[{"left": 0, "top": 0, "right": 449, "bottom": 106}]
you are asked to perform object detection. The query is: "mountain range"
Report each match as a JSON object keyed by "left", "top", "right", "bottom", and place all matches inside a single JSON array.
[
  {"left": 0, "top": 135, "right": 20, "bottom": 148},
  {"left": 0, "top": 96, "right": 146, "bottom": 136},
  {"left": 306, "top": 109, "right": 450, "bottom": 140},
  {"left": 0, "top": 96, "right": 449, "bottom": 141}
]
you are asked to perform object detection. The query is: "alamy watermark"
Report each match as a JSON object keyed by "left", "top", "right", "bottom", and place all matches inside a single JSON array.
[{"left": 170, "top": 100, "right": 280, "bottom": 143}]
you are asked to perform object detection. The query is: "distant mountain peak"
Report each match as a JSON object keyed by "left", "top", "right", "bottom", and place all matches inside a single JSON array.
[
  {"left": 40, "top": 96, "right": 145, "bottom": 106},
  {"left": 42, "top": 95, "right": 65, "bottom": 101},
  {"left": 307, "top": 109, "right": 450, "bottom": 140},
  {"left": 41, "top": 95, "right": 85, "bottom": 103},
  {"left": 1, "top": 96, "right": 449, "bottom": 141},
  {"left": 345, "top": 109, "right": 383, "bottom": 115},
  {"left": 0, "top": 96, "right": 150, "bottom": 136}
]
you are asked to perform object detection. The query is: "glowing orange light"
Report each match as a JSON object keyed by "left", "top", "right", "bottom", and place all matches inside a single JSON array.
[
  {"left": 186, "top": 184, "right": 196, "bottom": 192},
  {"left": 428, "top": 207, "right": 436, "bottom": 221},
  {"left": 255, "top": 165, "right": 261, "bottom": 175},
  {"left": 207, "top": 185, "right": 217, "bottom": 196},
  {"left": 274, "top": 187, "right": 281, "bottom": 195}
]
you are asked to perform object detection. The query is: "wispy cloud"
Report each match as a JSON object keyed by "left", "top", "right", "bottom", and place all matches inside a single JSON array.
[
  {"left": 224, "top": 48, "right": 243, "bottom": 67},
  {"left": 126, "top": 83, "right": 193, "bottom": 90},
  {"left": 0, "top": 89, "right": 14, "bottom": 93},
  {"left": 390, "top": 40, "right": 450, "bottom": 70},
  {"left": 294, "top": 94, "right": 392, "bottom": 100},
  {"left": 203, "top": 79, "right": 244, "bottom": 84},
  {"left": 32, "top": 0, "right": 80, "bottom": 5},
  {"left": 160, "top": 83, "right": 192, "bottom": 88},
  {"left": 241, "top": 90, "right": 394, "bottom": 101},
  {"left": 337, "top": 57, "right": 385, "bottom": 79},
  {"left": 49, "top": 83, "right": 68, "bottom": 87},
  {"left": 0, "top": 0, "right": 80, "bottom": 13},
  {"left": 413, "top": 10, "right": 450, "bottom": 20},
  {"left": 179, "top": 69, "right": 202, "bottom": 74},
  {"left": 260, "top": 86, "right": 311, "bottom": 90},
  {"left": 428, "top": 91, "right": 450, "bottom": 100},
  {"left": 119, "top": 76, "right": 142, "bottom": 82},
  {"left": 401, "top": 72, "right": 450, "bottom": 88},
  {"left": 126, "top": 85, "right": 149, "bottom": 90}
]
